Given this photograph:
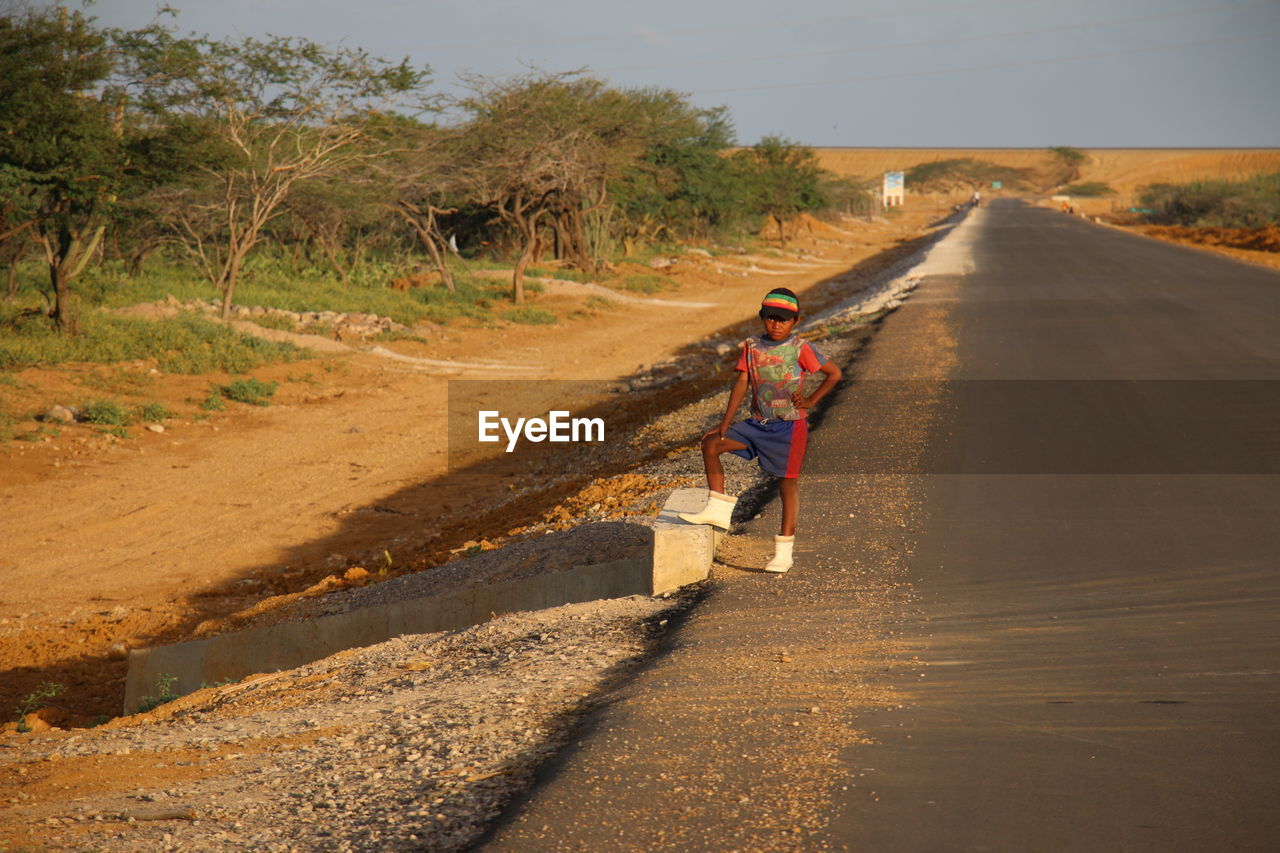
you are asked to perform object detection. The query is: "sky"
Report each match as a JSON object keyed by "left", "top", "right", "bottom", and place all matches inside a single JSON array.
[{"left": 77, "top": 0, "right": 1280, "bottom": 148}]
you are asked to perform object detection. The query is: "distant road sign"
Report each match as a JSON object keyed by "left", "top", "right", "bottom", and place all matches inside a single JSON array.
[
  {"left": 883, "top": 171, "right": 905, "bottom": 207},
  {"left": 992, "top": 181, "right": 1002, "bottom": 189}
]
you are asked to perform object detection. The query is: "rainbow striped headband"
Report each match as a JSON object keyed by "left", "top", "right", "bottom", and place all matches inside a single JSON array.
[{"left": 761, "top": 293, "right": 799, "bottom": 313}]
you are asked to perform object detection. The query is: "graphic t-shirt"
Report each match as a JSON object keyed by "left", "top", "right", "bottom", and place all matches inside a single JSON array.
[{"left": 735, "top": 334, "right": 827, "bottom": 421}]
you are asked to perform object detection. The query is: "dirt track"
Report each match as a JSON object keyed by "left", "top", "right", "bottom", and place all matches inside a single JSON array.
[{"left": 0, "top": 210, "right": 943, "bottom": 725}]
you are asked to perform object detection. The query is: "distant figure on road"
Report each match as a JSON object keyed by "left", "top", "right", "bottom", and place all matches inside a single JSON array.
[
  {"left": 971, "top": 190, "right": 982, "bottom": 207},
  {"left": 678, "top": 288, "right": 842, "bottom": 573}
]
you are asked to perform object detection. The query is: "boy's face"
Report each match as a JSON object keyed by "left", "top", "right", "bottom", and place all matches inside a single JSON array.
[{"left": 760, "top": 311, "right": 798, "bottom": 341}]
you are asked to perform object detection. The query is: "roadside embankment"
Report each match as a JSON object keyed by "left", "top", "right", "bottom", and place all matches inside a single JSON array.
[{"left": 1, "top": 208, "right": 972, "bottom": 851}]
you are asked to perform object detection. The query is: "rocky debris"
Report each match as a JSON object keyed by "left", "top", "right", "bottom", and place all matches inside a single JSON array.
[
  {"left": 2, "top": 595, "right": 694, "bottom": 853},
  {"left": 624, "top": 359, "right": 696, "bottom": 392},
  {"left": 175, "top": 299, "right": 414, "bottom": 341},
  {"left": 40, "top": 405, "right": 79, "bottom": 424}
]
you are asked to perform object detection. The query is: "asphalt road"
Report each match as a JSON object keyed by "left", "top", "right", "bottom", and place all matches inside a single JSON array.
[
  {"left": 825, "top": 202, "right": 1280, "bottom": 852},
  {"left": 481, "top": 201, "right": 1280, "bottom": 851}
]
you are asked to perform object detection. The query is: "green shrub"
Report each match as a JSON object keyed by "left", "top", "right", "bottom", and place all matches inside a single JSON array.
[
  {"left": 79, "top": 398, "right": 130, "bottom": 426},
  {"left": 244, "top": 313, "right": 298, "bottom": 332},
  {"left": 218, "top": 377, "right": 278, "bottom": 406},
  {"left": 134, "top": 674, "right": 178, "bottom": 714},
  {"left": 614, "top": 274, "right": 674, "bottom": 294},
  {"left": 14, "top": 681, "right": 65, "bottom": 731},
  {"left": 1139, "top": 173, "right": 1280, "bottom": 228},
  {"left": 15, "top": 424, "right": 60, "bottom": 442},
  {"left": 201, "top": 390, "right": 226, "bottom": 411},
  {"left": 1061, "top": 182, "right": 1115, "bottom": 197},
  {"left": 132, "top": 402, "right": 170, "bottom": 422},
  {"left": 502, "top": 306, "right": 557, "bottom": 325},
  {"left": 0, "top": 309, "right": 302, "bottom": 373},
  {"left": 0, "top": 398, "right": 15, "bottom": 442}
]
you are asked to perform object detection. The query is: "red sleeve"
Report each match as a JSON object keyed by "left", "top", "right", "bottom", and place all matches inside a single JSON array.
[
  {"left": 734, "top": 342, "right": 749, "bottom": 372},
  {"left": 798, "top": 341, "right": 826, "bottom": 373}
]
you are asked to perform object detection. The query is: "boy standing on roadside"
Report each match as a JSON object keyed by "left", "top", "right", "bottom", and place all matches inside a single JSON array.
[{"left": 678, "top": 287, "right": 842, "bottom": 573}]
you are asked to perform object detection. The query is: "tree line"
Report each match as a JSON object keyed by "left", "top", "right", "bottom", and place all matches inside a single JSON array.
[{"left": 1, "top": 6, "right": 844, "bottom": 335}]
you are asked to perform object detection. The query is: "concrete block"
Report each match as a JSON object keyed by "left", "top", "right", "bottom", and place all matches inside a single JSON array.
[
  {"left": 651, "top": 487, "right": 723, "bottom": 594},
  {"left": 124, "top": 490, "right": 721, "bottom": 714}
]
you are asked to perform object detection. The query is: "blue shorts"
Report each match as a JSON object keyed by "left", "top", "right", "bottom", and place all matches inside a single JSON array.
[{"left": 725, "top": 418, "right": 810, "bottom": 479}]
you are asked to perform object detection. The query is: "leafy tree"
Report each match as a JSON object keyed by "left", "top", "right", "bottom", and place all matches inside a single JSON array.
[
  {"left": 284, "top": 173, "right": 393, "bottom": 284},
  {"left": 117, "top": 24, "right": 432, "bottom": 318},
  {"left": 737, "top": 136, "right": 825, "bottom": 247},
  {"left": 819, "top": 174, "right": 877, "bottom": 218},
  {"left": 374, "top": 116, "right": 466, "bottom": 291},
  {"left": 1059, "top": 181, "right": 1115, "bottom": 198},
  {"left": 1048, "top": 146, "right": 1088, "bottom": 185},
  {"left": 0, "top": 5, "right": 123, "bottom": 332},
  {"left": 610, "top": 99, "right": 748, "bottom": 245},
  {"left": 905, "top": 158, "right": 1034, "bottom": 193},
  {"left": 454, "top": 72, "right": 658, "bottom": 301}
]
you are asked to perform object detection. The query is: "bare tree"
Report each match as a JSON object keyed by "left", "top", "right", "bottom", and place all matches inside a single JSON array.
[
  {"left": 374, "top": 121, "right": 465, "bottom": 292},
  {"left": 118, "top": 28, "right": 431, "bottom": 318}
]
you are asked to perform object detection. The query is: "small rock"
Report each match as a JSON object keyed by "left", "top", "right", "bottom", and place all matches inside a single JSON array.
[
  {"left": 42, "top": 405, "right": 77, "bottom": 424},
  {"left": 21, "top": 713, "right": 52, "bottom": 733},
  {"left": 108, "top": 642, "right": 130, "bottom": 660},
  {"left": 146, "top": 424, "right": 165, "bottom": 434}
]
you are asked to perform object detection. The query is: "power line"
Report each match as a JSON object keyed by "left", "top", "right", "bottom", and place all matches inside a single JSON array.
[{"left": 691, "top": 30, "right": 1280, "bottom": 96}]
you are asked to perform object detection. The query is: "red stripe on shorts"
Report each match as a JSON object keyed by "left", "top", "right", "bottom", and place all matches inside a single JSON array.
[{"left": 784, "top": 417, "right": 809, "bottom": 478}]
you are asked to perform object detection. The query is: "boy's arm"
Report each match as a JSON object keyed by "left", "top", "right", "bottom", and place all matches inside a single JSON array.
[
  {"left": 704, "top": 370, "right": 750, "bottom": 439},
  {"left": 792, "top": 360, "right": 842, "bottom": 411}
]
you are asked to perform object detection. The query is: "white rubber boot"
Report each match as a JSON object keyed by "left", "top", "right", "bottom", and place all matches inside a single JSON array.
[
  {"left": 677, "top": 490, "right": 737, "bottom": 530},
  {"left": 764, "top": 535, "right": 794, "bottom": 573}
]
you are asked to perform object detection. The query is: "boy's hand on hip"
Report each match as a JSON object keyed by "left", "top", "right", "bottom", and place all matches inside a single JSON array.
[
  {"left": 791, "top": 391, "right": 814, "bottom": 410},
  {"left": 702, "top": 424, "right": 728, "bottom": 440}
]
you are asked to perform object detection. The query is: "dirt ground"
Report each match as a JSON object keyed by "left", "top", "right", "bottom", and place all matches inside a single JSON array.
[
  {"left": 0, "top": 208, "right": 943, "bottom": 730},
  {"left": 1123, "top": 223, "right": 1280, "bottom": 273},
  {"left": 815, "top": 146, "right": 1280, "bottom": 210}
]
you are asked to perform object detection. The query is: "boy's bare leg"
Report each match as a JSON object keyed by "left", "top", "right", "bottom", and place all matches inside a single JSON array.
[
  {"left": 778, "top": 477, "right": 798, "bottom": 536},
  {"left": 701, "top": 435, "right": 748, "bottom": 494}
]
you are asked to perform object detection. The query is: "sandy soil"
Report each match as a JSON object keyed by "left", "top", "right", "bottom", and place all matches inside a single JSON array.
[
  {"left": 0, "top": 208, "right": 943, "bottom": 727},
  {"left": 815, "top": 146, "right": 1280, "bottom": 208},
  {"left": 1122, "top": 224, "right": 1280, "bottom": 273}
]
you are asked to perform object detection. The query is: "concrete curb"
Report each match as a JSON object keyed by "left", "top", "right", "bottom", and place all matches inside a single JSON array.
[
  {"left": 803, "top": 207, "right": 975, "bottom": 330},
  {"left": 123, "top": 488, "right": 722, "bottom": 714}
]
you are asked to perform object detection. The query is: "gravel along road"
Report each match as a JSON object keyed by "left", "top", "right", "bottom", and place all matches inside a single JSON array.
[{"left": 0, "top": 214, "right": 947, "bottom": 851}]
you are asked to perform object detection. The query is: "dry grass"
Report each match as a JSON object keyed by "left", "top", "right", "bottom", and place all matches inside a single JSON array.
[{"left": 814, "top": 148, "right": 1280, "bottom": 203}]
